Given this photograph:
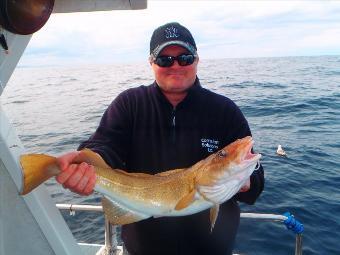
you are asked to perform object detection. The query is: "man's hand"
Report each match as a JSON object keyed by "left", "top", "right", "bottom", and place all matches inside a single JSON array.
[
  {"left": 56, "top": 151, "right": 96, "bottom": 196},
  {"left": 238, "top": 178, "right": 251, "bottom": 193}
]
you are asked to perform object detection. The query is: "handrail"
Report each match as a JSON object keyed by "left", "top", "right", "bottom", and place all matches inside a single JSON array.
[
  {"left": 56, "top": 204, "right": 303, "bottom": 255},
  {"left": 56, "top": 203, "right": 116, "bottom": 255},
  {"left": 241, "top": 212, "right": 303, "bottom": 255},
  {"left": 56, "top": 203, "right": 103, "bottom": 212}
]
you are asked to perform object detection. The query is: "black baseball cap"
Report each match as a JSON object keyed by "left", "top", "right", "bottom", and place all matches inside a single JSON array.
[{"left": 150, "top": 22, "right": 197, "bottom": 58}]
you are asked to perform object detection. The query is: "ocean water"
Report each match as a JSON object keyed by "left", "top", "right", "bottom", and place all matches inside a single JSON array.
[{"left": 2, "top": 55, "right": 340, "bottom": 254}]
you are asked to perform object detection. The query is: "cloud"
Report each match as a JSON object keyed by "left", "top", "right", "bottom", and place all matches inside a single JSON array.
[{"left": 20, "top": 1, "right": 340, "bottom": 66}]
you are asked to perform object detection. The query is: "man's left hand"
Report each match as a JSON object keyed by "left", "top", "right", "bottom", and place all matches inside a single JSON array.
[{"left": 238, "top": 178, "right": 250, "bottom": 193}]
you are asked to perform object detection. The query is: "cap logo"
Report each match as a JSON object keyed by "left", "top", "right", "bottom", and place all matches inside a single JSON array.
[{"left": 165, "top": 26, "right": 180, "bottom": 39}]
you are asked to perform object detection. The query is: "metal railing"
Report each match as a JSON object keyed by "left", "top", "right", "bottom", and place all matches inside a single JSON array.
[
  {"left": 240, "top": 213, "right": 303, "bottom": 255},
  {"left": 56, "top": 204, "right": 303, "bottom": 255},
  {"left": 56, "top": 203, "right": 119, "bottom": 255}
]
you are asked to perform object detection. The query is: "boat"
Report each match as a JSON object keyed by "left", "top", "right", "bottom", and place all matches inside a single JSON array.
[{"left": 0, "top": 1, "right": 303, "bottom": 254}]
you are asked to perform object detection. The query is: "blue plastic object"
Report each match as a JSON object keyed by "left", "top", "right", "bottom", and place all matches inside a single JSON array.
[{"left": 283, "top": 212, "right": 304, "bottom": 234}]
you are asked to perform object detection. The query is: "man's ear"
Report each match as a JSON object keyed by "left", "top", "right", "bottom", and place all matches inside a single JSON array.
[{"left": 149, "top": 56, "right": 154, "bottom": 66}]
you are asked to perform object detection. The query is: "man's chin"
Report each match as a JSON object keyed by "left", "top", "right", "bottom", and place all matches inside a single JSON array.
[{"left": 167, "top": 86, "right": 191, "bottom": 94}]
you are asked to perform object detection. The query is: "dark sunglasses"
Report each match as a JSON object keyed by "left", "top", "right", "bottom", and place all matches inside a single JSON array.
[{"left": 153, "top": 54, "right": 197, "bottom": 67}]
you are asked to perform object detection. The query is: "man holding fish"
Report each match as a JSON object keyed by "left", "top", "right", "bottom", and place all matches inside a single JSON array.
[{"left": 55, "top": 22, "right": 264, "bottom": 255}]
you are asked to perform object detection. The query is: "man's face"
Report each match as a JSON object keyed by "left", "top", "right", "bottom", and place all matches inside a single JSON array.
[{"left": 151, "top": 45, "right": 198, "bottom": 94}]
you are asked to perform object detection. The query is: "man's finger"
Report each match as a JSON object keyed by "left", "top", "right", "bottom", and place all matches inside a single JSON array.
[
  {"left": 64, "top": 162, "right": 87, "bottom": 188},
  {"left": 75, "top": 165, "right": 94, "bottom": 193},
  {"left": 56, "top": 164, "right": 77, "bottom": 184},
  {"left": 57, "top": 151, "right": 81, "bottom": 171},
  {"left": 82, "top": 166, "right": 96, "bottom": 195},
  {"left": 239, "top": 178, "right": 251, "bottom": 193}
]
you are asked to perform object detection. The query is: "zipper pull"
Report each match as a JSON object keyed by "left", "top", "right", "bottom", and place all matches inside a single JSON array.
[{"left": 172, "top": 108, "right": 176, "bottom": 127}]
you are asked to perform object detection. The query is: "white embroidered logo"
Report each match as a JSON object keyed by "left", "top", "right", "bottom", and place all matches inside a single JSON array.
[
  {"left": 201, "top": 138, "right": 220, "bottom": 153},
  {"left": 165, "top": 26, "right": 180, "bottom": 39}
]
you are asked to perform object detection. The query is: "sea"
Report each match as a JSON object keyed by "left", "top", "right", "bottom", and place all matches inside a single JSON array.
[{"left": 2, "top": 55, "right": 340, "bottom": 254}]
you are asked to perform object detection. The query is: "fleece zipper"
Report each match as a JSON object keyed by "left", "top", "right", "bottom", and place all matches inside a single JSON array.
[{"left": 171, "top": 107, "right": 176, "bottom": 143}]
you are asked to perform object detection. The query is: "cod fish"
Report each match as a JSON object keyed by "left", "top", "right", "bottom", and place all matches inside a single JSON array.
[{"left": 20, "top": 136, "right": 261, "bottom": 230}]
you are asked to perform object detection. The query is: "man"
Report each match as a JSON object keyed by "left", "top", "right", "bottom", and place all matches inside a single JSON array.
[{"left": 56, "top": 22, "right": 264, "bottom": 255}]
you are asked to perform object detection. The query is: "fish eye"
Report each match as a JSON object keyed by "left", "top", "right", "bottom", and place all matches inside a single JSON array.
[{"left": 217, "top": 150, "right": 227, "bottom": 158}]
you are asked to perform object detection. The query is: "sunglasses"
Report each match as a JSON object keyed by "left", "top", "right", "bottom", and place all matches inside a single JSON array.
[{"left": 153, "top": 54, "right": 197, "bottom": 67}]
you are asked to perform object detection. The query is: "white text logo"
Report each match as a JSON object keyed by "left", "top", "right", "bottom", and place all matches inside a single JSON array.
[
  {"left": 165, "top": 26, "right": 180, "bottom": 39},
  {"left": 201, "top": 138, "right": 219, "bottom": 153}
]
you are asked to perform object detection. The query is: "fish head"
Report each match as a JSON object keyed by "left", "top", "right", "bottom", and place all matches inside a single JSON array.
[
  {"left": 222, "top": 136, "right": 261, "bottom": 169},
  {"left": 197, "top": 136, "right": 261, "bottom": 185},
  {"left": 195, "top": 136, "right": 261, "bottom": 205},
  {"left": 195, "top": 137, "right": 261, "bottom": 224}
]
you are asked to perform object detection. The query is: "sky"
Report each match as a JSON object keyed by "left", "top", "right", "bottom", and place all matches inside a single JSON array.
[{"left": 20, "top": 1, "right": 340, "bottom": 66}]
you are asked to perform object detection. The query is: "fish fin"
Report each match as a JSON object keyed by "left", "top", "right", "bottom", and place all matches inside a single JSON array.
[
  {"left": 155, "top": 168, "right": 186, "bottom": 176},
  {"left": 175, "top": 189, "right": 197, "bottom": 210},
  {"left": 101, "top": 196, "right": 150, "bottom": 225},
  {"left": 20, "top": 154, "right": 59, "bottom": 195},
  {"left": 210, "top": 204, "right": 220, "bottom": 232},
  {"left": 74, "top": 149, "right": 112, "bottom": 169}
]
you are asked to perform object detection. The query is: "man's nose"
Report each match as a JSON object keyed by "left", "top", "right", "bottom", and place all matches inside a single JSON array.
[{"left": 171, "top": 59, "right": 181, "bottom": 68}]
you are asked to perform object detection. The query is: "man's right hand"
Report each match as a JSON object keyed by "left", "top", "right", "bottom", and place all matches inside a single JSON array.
[{"left": 56, "top": 151, "right": 96, "bottom": 196}]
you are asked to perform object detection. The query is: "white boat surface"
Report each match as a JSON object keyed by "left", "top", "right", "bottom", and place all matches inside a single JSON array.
[{"left": 0, "top": 1, "right": 145, "bottom": 254}]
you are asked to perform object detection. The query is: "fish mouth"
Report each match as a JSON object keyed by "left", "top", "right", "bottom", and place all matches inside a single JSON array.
[{"left": 242, "top": 138, "right": 261, "bottom": 163}]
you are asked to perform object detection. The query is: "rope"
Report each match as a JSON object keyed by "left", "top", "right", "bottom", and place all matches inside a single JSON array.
[{"left": 283, "top": 212, "right": 304, "bottom": 234}]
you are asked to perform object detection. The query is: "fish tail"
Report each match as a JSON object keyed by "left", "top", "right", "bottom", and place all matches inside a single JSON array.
[{"left": 20, "top": 154, "right": 60, "bottom": 195}]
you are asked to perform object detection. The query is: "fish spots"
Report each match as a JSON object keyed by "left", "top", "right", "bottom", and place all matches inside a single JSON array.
[{"left": 97, "top": 177, "right": 114, "bottom": 188}]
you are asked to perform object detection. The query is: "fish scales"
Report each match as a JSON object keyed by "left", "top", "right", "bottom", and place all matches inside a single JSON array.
[{"left": 95, "top": 165, "right": 196, "bottom": 212}]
